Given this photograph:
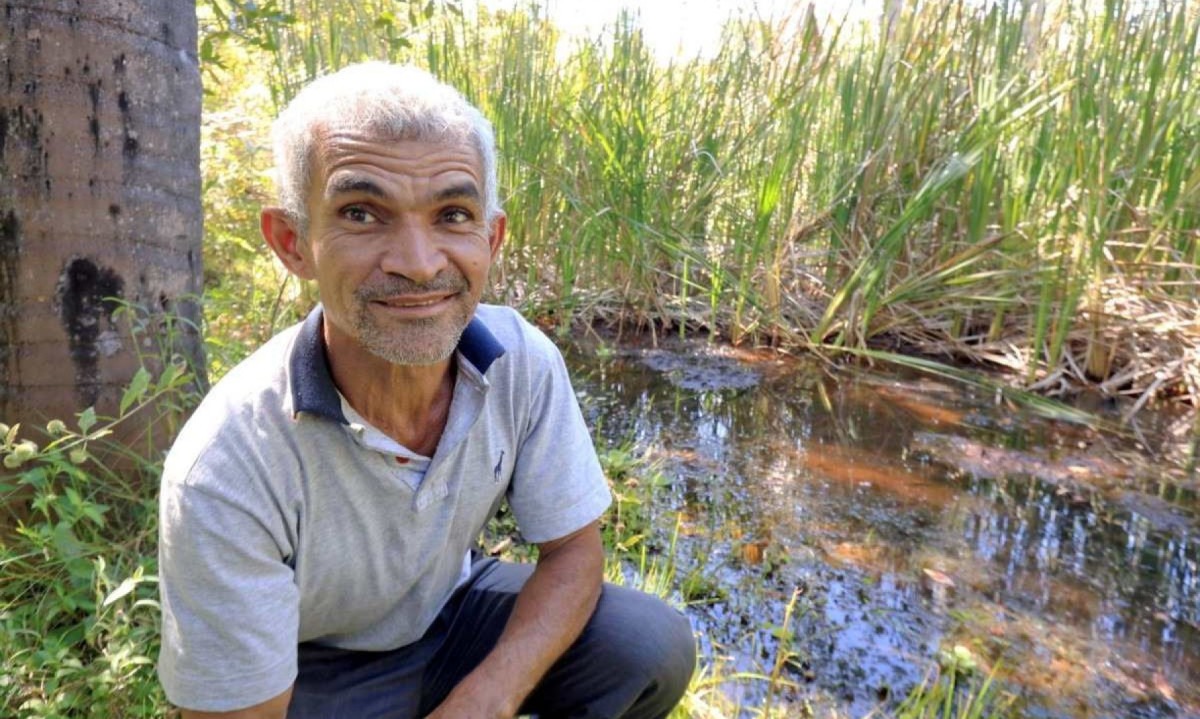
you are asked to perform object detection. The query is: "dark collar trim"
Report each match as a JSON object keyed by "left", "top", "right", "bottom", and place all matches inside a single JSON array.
[
  {"left": 290, "top": 305, "right": 347, "bottom": 423},
  {"left": 289, "top": 306, "right": 506, "bottom": 422},
  {"left": 459, "top": 316, "right": 506, "bottom": 375}
]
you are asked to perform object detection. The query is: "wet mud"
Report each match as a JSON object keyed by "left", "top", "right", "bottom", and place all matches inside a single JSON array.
[{"left": 564, "top": 336, "right": 1199, "bottom": 718}]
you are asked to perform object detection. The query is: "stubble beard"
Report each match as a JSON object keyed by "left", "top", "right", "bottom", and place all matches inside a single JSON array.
[{"left": 351, "top": 272, "right": 474, "bottom": 366}]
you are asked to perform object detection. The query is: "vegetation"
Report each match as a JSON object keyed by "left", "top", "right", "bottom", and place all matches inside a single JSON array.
[
  {"left": 0, "top": 310, "right": 195, "bottom": 718},
  {"left": 200, "top": 0, "right": 1199, "bottom": 413}
]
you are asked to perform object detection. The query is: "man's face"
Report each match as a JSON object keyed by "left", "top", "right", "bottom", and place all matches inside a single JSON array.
[{"left": 294, "top": 131, "right": 504, "bottom": 365}]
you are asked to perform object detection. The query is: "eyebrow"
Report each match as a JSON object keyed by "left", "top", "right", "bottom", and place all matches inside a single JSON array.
[
  {"left": 325, "top": 176, "right": 482, "bottom": 205},
  {"left": 433, "top": 182, "right": 482, "bottom": 204},
  {"left": 327, "top": 176, "right": 387, "bottom": 199}
]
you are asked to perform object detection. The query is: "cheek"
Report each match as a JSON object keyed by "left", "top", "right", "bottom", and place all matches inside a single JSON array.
[
  {"left": 451, "top": 235, "right": 491, "bottom": 270},
  {"left": 464, "top": 250, "right": 493, "bottom": 281},
  {"left": 315, "top": 243, "right": 373, "bottom": 280}
]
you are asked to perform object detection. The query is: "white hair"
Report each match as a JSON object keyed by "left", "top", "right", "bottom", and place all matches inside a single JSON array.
[{"left": 270, "top": 62, "right": 501, "bottom": 232}]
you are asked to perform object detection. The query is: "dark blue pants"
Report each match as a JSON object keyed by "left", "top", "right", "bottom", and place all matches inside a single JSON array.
[{"left": 288, "top": 559, "right": 697, "bottom": 719}]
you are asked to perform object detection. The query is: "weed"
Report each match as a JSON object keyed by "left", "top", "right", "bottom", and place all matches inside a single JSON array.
[{"left": 0, "top": 312, "right": 198, "bottom": 718}]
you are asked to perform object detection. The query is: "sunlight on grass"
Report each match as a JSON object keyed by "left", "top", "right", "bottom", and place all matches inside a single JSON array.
[{"left": 200, "top": 0, "right": 1198, "bottom": 411}]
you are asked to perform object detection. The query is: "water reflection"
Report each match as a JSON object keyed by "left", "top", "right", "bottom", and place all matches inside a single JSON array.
[{"left": 563, "top": 338, "right": 1199, "bottom": 718}]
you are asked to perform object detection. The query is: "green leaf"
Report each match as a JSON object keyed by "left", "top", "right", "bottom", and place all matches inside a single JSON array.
[
  {"left": 120, "top": 367, "right": 152, "bottom": 415},
  {"left": 102, "top": 577, "right": 140, "bottom": 608},
  {"left": 52, "top": 522, "right": 86, "bottom": 560},
  {"left": 77, "top": 408, "right": 96, "bottom": 434},
  {"left": 615, "top": 534, "right": 644, "bottom": 552},
  {"left": 156, "top": 361, "right": 183, "bottom": 393},
  {"left": 81, "top": 502, "right": 109, "bottom": 528},
  {"left": 200, "top": 34, "right": 225, "bottom": 67}
]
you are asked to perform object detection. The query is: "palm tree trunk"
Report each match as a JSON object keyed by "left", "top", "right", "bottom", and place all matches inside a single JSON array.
[{"left": 0, "top": 0, "right": 203, "bottom": 430}]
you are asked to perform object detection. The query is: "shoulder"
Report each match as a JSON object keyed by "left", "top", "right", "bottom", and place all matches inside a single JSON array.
[
  {"left": 163, "top": 322, "right": 304, "bottom": 492},
  {"left": 472, "top": 304, "right": 562, "bottom": 368}
]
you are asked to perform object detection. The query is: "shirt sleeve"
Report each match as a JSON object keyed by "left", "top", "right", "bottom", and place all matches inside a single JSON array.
[
  {"left": 157, "top": 474, "right": 300, "bottom": 712},
  {"left": 507, "top": 338, "right": 611, "bottom": 544}
]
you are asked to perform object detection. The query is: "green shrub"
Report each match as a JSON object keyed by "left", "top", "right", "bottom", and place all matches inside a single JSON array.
[{"left": 0, "top": 339, "right": 196, "bottom": 718}]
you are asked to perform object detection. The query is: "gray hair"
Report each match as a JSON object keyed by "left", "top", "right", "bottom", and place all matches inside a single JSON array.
[{"left": 270, "top": 62, "right": 501, "bottom": 233}]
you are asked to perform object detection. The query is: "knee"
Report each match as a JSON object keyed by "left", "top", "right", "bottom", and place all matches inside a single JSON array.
[
  {"left": 645, "top": 597, "right": 696, "bottom": 697},
  {"left": 592, "top": 586, "right": 697, "bottom": 697}
]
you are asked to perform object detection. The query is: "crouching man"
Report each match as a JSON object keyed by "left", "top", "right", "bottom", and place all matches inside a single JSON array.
[{"left": 157, "top": 62, "right": 696, "bottom": 719}]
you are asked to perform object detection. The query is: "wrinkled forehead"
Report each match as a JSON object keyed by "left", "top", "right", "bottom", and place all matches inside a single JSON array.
[{"left": 307, "top": 118, "right": 482, "bottom": 174}]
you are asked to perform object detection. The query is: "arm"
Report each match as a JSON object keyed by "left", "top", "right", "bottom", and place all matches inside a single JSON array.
[
  {"left": 180, "top": 688, "right": 293, "bottom": 719},
  {"left": 158, "top": 480, "right": 300, "bottom": 714},
  {"left": 426, "top": 520, "right": 605, "bottom": 719}
]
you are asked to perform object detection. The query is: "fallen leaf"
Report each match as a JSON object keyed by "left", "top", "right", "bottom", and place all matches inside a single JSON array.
[{"left": 741, "top": 541, "right": 767, "bottom": 565}]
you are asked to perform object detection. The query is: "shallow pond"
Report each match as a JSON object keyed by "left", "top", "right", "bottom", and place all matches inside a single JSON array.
[{"left": 561, "top": 335, "right": 1199, "bottom": 718}]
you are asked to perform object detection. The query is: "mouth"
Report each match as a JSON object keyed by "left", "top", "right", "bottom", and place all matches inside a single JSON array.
[
  {"left": 374, "top": 294, "right": 454, "bottom": 308},
  {"left": 366, "top": 291, "right": 461, "bottom": 316}
]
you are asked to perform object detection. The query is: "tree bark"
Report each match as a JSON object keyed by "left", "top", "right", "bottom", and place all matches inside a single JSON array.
[{"left": 0, "top": 0, "right": 203, "bottom": 430}]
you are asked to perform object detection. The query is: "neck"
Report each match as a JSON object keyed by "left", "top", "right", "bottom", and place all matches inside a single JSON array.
[{"left": 324, "top": 320, "right": 457, "bottom": 456}]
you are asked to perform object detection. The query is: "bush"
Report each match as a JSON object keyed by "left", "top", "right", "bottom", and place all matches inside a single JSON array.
[{"left": 0, "top": 357, "right": 196, "bottom": 718}]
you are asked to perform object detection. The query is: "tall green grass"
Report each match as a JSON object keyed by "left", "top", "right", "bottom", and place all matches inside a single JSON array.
[{"left": 199, "top": 0, "right": 1199, "bottom": 404}]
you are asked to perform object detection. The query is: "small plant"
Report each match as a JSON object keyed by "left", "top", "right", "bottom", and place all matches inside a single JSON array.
[
  {"left": 937, "top": 645, "right": 980, "bottom": 678},
  {"left": 761, "top": 585, "right": 806, "bottom": 718},
  {"left": 885, "top": 653, "right": 1015, "bottom": 719},
  {"left": 0, "top": 346, "right": 198, "bottom": 717},
  {"left": 599, "top": 445, "right": 668, "bottom": 559}
]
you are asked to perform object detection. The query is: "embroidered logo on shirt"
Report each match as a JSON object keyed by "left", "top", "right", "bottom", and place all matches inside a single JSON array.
[{"left": 493, "top": 450, "right": 505, "bottom": 483}]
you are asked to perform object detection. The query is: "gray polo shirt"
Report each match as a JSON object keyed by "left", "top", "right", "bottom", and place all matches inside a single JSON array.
[{"left": 157, "top": 304, "right": 611, "bottom": 712}]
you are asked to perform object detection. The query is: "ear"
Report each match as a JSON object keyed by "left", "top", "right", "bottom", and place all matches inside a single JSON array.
[
  {"left": 487, "top": 212, "right": 507, "bottom": 261},
  {"left": 261, "top": 208, "right": 316, "bottom": 280}
]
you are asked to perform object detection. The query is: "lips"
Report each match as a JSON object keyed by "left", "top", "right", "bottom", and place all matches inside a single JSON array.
[{"left": 375, "top": 294, "right": 454, "bottom": 308}]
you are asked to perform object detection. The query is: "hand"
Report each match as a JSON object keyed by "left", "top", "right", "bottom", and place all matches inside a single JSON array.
[
  {"left": 425, "top": 523, "right": 603, "bottom": 719},
  {"left": 424, "top": 673, "right": 516, "bottom": 719}
]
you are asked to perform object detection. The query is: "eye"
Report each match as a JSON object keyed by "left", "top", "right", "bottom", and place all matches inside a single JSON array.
[
  {"left": 441, "top": 207, "right": 473, "bottom": 224},
  {"left": 340, "top": 205, "right": 378, "bottom": 224}
]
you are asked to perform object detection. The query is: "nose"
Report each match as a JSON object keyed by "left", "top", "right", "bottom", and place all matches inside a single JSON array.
[{"left": 379, "top": 221, "right": 447, "bottom": 283}]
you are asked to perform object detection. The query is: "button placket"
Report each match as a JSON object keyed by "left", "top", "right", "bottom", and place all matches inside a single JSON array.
[
  {"left": 411, "top": 359, "right": 489, "bottom": 512},
  {"left": 413, "top": 478, "right": 449, "bottom": 511}
]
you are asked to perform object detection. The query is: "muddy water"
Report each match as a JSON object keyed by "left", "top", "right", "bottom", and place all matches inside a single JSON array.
[{"left": 561, "top": 337, "right": 1199, "bottom": 718}]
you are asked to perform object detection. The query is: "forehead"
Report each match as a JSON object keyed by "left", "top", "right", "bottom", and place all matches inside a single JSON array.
[{"left": 312, "top": 128, "right": 483, "bottom": 193}]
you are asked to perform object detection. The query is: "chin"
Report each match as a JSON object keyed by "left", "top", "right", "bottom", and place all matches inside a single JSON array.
[{"left": 364, "top": 324, "right": 466, "bottom": 366}]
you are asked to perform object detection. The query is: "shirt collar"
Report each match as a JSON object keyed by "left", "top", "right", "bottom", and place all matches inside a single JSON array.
[{"left": 289, "top": 304, "right": 507, "bottom": 423}]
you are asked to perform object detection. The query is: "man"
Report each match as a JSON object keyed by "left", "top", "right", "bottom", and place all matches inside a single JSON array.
[{"left": 157, "top": 62, "right": 695, "bottom": 719}]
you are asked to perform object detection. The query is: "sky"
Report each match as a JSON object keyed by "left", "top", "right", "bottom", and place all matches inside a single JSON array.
[{"left": 465, "top": 0, "right": 883, "bottom": 59}]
